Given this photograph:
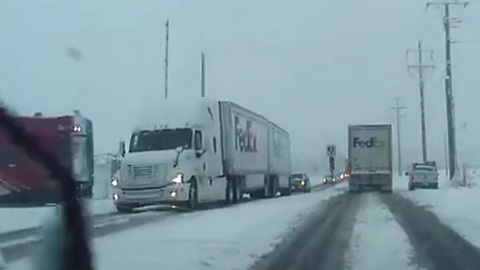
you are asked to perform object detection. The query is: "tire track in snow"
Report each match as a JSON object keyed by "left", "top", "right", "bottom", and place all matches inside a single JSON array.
[
  {"left": 380, "top": 193, "right": 480, "bottom": 270},
  {"left": 345, "top": 193, "right": 423, "bottom": 270},
  {"left": 251, "top": 192, "right": 359, "bottom": 270}
]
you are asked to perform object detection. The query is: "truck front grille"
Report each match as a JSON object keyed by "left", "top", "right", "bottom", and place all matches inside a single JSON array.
[{"left": 126, "top": 164, "right": 167, "bottom": 187}]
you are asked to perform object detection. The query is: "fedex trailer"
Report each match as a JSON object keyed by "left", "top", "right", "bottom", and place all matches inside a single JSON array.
[
  {"left": 347, "top": 124, "right": 393, "bottom": 193},
  {"left": 111, "top": 98, "right": 291, "bottom": 212}
]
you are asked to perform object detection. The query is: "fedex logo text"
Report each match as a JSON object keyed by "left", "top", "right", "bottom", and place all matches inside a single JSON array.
[
  {"left": 353, "top": 137, "right": 385, "bottom": 148},
  {"left": 234, "top": 115, "right": 258, "bottom": 153}
]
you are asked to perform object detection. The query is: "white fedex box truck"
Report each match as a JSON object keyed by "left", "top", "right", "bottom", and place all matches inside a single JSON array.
[
  {"left": 347, "top": 124, "right": 393, "bottom": 193},
  {"left": 111, "top": 98, "right": 291, "bottom": 212}
]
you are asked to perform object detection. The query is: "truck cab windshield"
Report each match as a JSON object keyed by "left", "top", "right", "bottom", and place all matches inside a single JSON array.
[{"left": 129, "top": 128, "right": 193, "bottom": 153}]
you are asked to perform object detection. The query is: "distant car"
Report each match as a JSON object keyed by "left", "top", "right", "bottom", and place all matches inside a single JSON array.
[
  {"left": 335, "top": 171, "right": 349, "bottom": 181},
  {"left": 323, "top": 174, "right": 337, "bottom": 184},
  {"left": 406, "top": 163, "right": 439, "bottom": 190},
  {"left": 289, "top": 173, "right": 311, "bottom": 193},
  {"left": 339, "top": 172, "right": 350, "bottom": 180}
]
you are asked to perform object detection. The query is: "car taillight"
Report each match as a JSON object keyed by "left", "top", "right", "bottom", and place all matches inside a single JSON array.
[{"left": 410, "top": 175, "right": 415, "bottom": 180}]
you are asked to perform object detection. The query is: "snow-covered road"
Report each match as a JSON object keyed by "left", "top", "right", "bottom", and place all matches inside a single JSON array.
[
  {"left": 8, "top": 182, "right": 348, "bottom": 270},
  {"left": 345, "top": 194, "right": 421, "bottom": 270},
  {"left": 5, "top": 171, "right": 480, "bottom": 270},
  {"left": 0, "top": 172, "right": 327, "bottom": 236},
  {"left": 0, "top": 199, "right": 116, "bottom": 234}
]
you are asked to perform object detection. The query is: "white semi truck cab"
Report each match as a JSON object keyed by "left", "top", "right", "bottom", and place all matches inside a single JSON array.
[
  {"left": 110, "top": 99, "right": 227, "bottom": 212},
  {"left": 111, "top": 125, "right": 213, "bottom": 211}
]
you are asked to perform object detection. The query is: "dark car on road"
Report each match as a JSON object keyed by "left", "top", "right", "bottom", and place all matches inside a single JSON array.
[
  {"left": 289, "top": 173, "right": 311, "bottom": 193},
  {"left": 324, "top": 174, "right": 340, "bottom": 184}
]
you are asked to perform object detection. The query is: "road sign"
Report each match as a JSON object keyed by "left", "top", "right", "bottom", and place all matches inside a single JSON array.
[
  {"left": 329, "top": 156, "right": 335, "bottom": 175},
  {"left": 326, "top": 144, "right": 336, "bottom": 157}
]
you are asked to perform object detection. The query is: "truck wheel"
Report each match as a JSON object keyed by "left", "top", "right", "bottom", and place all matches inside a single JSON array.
[
  {"left": 279, "top": 178, "right": 292, "bottom": 196},
  {"left": 225, "top": 179, "right": 233, "bottom": 204},
  {"left": 231, "top": 177, "right": 240, "bottom": 204},
  {"left": 187, "top": 179, "right": 199, "bottom": 210},
  {"left": 267, "top": 176, "right": 278, "bottom": 198},
  {"left": 262, "top": 177, "right": 270, "bottom": 198}
]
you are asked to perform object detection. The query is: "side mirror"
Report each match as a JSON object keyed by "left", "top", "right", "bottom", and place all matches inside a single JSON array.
[
  {"left": 405, "top": 172, "right": 409, "bottom": 176},
  {"left": 195, "top": 149, "right": 206, "bottom": 158},
  {"left": 118, "top": 141, "right": 126, "bottom": 157},
  {"left": 111, "top": 158, "right": 121, "bottom": 177}
]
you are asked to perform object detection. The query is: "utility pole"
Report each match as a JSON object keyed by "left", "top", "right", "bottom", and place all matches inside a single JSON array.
[
  {"left": 406, "top": 41, "right": 435, "bottom": 163},
  {"left": 201, "top": 52, "right": 206, "bottom": 97},
  {"left": 426, "top": 1, "right": 469, "bottom": 180},
  {"left": 391, "top": 98, "right": 407, "bottom": 176},
  {"left": 164, "top": 19, "right": 170, "bottom": 100},
  {"left": 444, "top": 131, "right": 449, "bottom": 176}
]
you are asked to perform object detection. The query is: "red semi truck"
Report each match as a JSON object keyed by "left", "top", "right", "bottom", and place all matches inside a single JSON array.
[{"left": 0, "top": 110, "right": 94, "bottom": 205}]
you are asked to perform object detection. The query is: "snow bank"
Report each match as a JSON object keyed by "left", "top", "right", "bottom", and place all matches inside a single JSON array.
[
  {"left": 0, "top": 199, "right": 115, "bottom": 234},
  {"left": 93, "top": 163, "right": 112, "bottom": 200},
  {"left": 307, "top": 172, "right": 327, "bottom": 187},
  {"left": 346, "top": 194, "right": 422, "bottom": 270},
  {"left": 399, "top": 170, "right": 480, "bottom": 249},
  {"left": 10, "top": 182, "right": 348, "bottom": 270}
]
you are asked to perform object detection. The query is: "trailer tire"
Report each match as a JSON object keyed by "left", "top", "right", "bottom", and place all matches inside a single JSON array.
[
  {"left": 187, "top": 178, "right": 199, "bottom": 210},
  {"left": 266, "top": 176, "right": 278, "bottom": 198},
  {"left": 225, "top": 177, "right": 241, "bottom": 204},
  {"left": 225, "top": 178, "right": 232, "bottom": 204},
  {"left": 231, "top": 177, "right": 240, "bottom": 204},
  {"left": 282, "top": 179, "right": 292, "bottom": 196}
]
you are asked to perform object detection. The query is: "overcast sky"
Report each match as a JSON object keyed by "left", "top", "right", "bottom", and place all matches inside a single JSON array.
[{"left": 0, "top": 0, "right": 479, "bottom": 167}]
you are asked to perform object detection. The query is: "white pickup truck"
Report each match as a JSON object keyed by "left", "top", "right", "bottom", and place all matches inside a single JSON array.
[{"left": 406, "top": 162, "right": 439, "bottom": 190}]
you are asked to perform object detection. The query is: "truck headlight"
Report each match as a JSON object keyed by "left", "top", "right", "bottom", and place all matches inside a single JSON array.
[
  {"left": 172, "top": 173, "right": 184, "bottom": 184},
  {"left": 111, "top": 177, "right": 119, "bottom": 187}
]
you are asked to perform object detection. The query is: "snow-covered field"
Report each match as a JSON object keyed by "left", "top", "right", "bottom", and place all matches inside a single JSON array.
[
  {"left": 0, "top": 199, "right": 116, "bottom": 234},
  {"left": 399, "top": 169, "right": 480, "bottom": 249},
  {"left": 10, "top": 182, "right": 348, "bottom": 270}
]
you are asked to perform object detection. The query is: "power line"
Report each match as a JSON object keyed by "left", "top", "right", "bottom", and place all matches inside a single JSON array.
[
  {"left": 391, "top": 97, "right": 407, "bottom": 176},
  {"left": 426, "top": 0, "right": 469, "bottom": 180},
  {"left": 406, "top": 41, "right": 435, "bottom": 163},
  {"left": 164, "top": 19, "right": 170, "bottom": 100}
]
